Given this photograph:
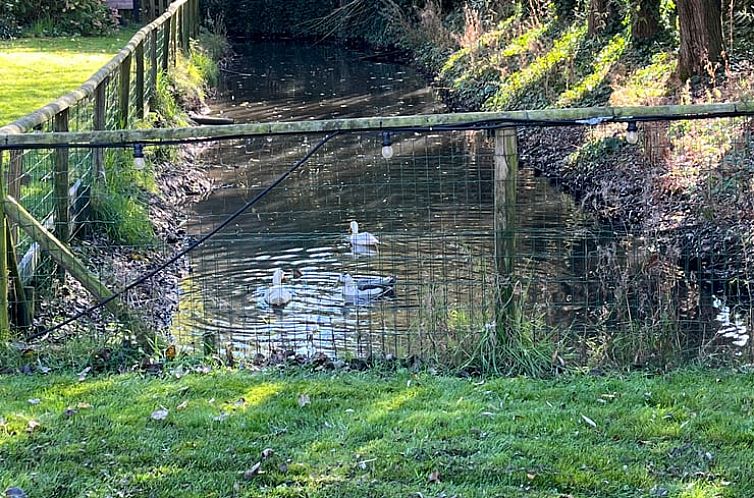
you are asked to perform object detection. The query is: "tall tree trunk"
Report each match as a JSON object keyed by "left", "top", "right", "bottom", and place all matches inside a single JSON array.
[
  {"left": 588, "top": 0, "right": 606, "bottom": 35},
  {"left": 632, "top": 0, "right": 661, "bottom": 42},
  {"left": 588, "top": 0, "right": 620, "bottom": 36},
  {"left": 677, "top": 0, "right": 724, "bottom": 81}
]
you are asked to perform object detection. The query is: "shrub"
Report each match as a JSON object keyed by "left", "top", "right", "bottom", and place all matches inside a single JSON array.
[
  {"left": 0, "top": 0, "right": 21, "bottom": 39},
  {"left": 15, "top": 0, "right": 118, "bottom": 37}
]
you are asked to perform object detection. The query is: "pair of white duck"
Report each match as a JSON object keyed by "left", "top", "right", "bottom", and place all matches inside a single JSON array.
[
  {"left": 262, "top": 221, "right": 390, "bottom": 308},
  {"left": 262, "top": 269, "right": 396, "bottom": 308}
]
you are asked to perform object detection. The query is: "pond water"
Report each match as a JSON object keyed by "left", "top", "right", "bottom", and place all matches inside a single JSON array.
[{"left": 173, "top": 41, "right": 746, "bottom": 359}]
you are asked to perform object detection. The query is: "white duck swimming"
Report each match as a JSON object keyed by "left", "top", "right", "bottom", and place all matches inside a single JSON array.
[
  {"left": 341, "top": 274, "right": 392, "bottom": 305},
  {"left": 338, "top": 273, "right": 396, "bottom": 290},
  {"left": 264, "top": 268, "right": 292, "bottom": 307},
  {"left": 349, "top": 220, "right": 379, "bottom": 247}
]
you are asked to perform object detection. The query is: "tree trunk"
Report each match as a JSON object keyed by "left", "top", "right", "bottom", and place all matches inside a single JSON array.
[
  {"left": 632, "top": 0, "right": 661, "bottom": 42},
  {"left": 587, "top": 0, "right": 607, "bottom": 35},
  {"left": 677, "top": 0, "right": 724, "bottom": 81}
]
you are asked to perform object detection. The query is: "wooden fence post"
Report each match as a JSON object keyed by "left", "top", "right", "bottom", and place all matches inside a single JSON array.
[
  {"left": 135, "top": 41, "right": 145, "bottom": 121},
  {"left": 181, "top": 5, "right": 189, "bottom": 51},
  {"left": 93, "top": 78, "right": 107, "bottom": 183},
  {"left": 7, "top": 150, "right": 23, "bottom": 243},
  {"left": 192, "top": 0, "right": 198, "bottom": 37},
  {"left": 54, "top": 110, "right": 71, "bottom": 245},
  {"left": 170, "top": 13, "right": 177, "bottom": 65},
  {"left": 162, "top": 20, "right": 171, "bottom": 71},
  {"left": 119, "top": 53, "right": 132, "bottom": 128},
  {"left": 0, "top": 150, "right": 9, "bottom": 339},
  {"left": 6, "top": 229, "right": 31, "bottom": 330},
  {"left": 494, "top": 127, "right": 520, "bottom": 336},
  {"left": 149, "top": 30, "right": 158, "bottom": 109}
]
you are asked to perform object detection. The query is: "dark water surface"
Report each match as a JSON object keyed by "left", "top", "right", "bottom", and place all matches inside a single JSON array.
[{"left": 174, "top": 41, "right": 746, "bottom": 358}]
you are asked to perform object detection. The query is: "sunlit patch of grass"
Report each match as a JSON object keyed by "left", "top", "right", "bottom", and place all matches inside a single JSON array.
[
  {"left": 557, "top": 32, "right": 627, "bottom": 106},
  {"left": 0, "top": 28, "right": 140, "bottom": 124},
  {"left": 1, "top": 369, "right": 754, "bottom": 497},
  {"left": 484, "top": 24, "right": 588, "bottom": 110},
  {"left": 609, "top": 51, "right": 677, "bottom": 106}
]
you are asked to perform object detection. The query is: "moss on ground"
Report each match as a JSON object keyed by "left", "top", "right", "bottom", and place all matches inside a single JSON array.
[{"left": 1, "top": 368, "right": 753, "bottom": 497}]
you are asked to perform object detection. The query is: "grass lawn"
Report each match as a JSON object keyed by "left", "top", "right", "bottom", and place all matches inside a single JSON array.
[
  {"left": 0, "top": 27, "right": 140, "bottom": 125},
  {"left": 1, "top": 368, "right": 753, "bottom": 497}
]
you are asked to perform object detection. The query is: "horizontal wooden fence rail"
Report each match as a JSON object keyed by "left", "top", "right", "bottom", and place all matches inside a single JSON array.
[
  {"left": 0, "top": 0, "right": 200, "bottom": 334},
  {"left": 2, "top": 102, "right": 754, "bottom": 147}
]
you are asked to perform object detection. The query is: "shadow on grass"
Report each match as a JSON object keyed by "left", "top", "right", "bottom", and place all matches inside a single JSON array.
[{"left": 2, "top": 369, "right": 754, "bottom": 497}]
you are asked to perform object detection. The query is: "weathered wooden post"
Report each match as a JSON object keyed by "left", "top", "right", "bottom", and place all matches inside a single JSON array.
[
  {"left": 119, "top": 54, "right": 132, "bottom": 128},
  {"left": 193, "top": 0, "right": 200, "bottom": 38},
  {"left": 0, "top": 150, "right": 10, "bottom": 339},
  {"left": 162, "top": 20, "right": 171, "bottom": 71},
  {"left": 93, "top": 78, "right": 107, "bottom": 183},
  {"left": 135, "top": 41, "right": 145, "bottom": 120},
  {"left": 54, "top": 110, "right": 71, "bottom": 245},
  {"left": 494, "top": 127, "right": 520, "bottom": 337},
  {"left": 181, "top": 4, "right": 189, "bottom": 51},
  {"left": 170, "top": 13, "right": 177, "bottom": 65},
  {"left": 149, "top": 30, "right": 158, "bottom": 109},
  {"left": 7, "top": 150, "right": 23, "bottom": 242}
]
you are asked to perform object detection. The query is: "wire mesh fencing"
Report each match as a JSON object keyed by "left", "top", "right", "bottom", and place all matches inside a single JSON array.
[
  {"left": 4, "top": 114, "right": 754, "bottom": 370},
  {"left": 0, "top": 0, "right": 199, "bottom": 337}
]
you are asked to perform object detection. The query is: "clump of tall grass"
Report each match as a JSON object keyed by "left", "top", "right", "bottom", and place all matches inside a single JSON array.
[{"left": 89, "top": 148, "right": 155, "bottom": 246}]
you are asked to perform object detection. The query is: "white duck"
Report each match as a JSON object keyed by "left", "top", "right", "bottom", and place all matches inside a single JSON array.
[
  {"left": 341, "top": 274, "right": 392, "bottom": 305},
  {"left": 349, "top": 220, "right": 379, "bottom": 247},
  {"left": 264, "top": 268, "right": 292, "bottom": 307},
  {"left": 338, "top": 273, "right": 396, "bottom": 290}
]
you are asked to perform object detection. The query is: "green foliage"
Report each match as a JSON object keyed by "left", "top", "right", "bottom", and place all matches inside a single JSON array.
[
  {"left": 3, "top": 368, "right": 754, "bottom": 496},
  {"left": 189, "top": 39, "right": 220, "bottom": 87},
  {"left": 0, "top": 0, "right": 21, "bottom": 39},
  {"left": 10, "top": 0, "right": 118, "bottom": 37},
  {"left": 89, "top": 149, "right": 156, "bottom": 246},
  {"left": 151, "top": 70, "right": 189, "bottom": 129}
]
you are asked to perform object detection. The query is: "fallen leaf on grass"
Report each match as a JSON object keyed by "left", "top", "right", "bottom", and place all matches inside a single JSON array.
[
  {"left": 213, "top": 412, "right": 229, "bottom": 422},
  {"left": 77, "top": 402, "right": 92, "bottom": 409},
  {"left": 27, "top": 399, "right": 40, "bottom": 405},
  {"left": 243, "top": 462, "right": 262, "bottom": 480},
  {"left": 298, "top": 394, "right": 310, "bottom": 407},
  {"left": 26, "top": 420, "right": 40, "bottom": 432},
  {"left": 581, "top": 414, "right": 597, "bottom": 429},
  {"left": 428, "top": 470, "right": 441, "bottom": 483},
  {"left": 77, "top": 367, "right": 91, "bottom": 382},
  {"left": 176, "top": 401, "right": 189, "bottom": 411},
  {"left": 526, "top": 472, "right": 537, "bottom": 480},
  {"left": 151, "top": 408, "right": 169, "bottom": 421}
]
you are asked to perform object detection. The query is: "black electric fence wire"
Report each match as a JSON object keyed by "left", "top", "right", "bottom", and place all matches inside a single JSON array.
[
  {"left": 3, "top": 110, "right": 754, "bottom": 151},
  {"left": 13, "top": 108, "right": 754, "bottom": 338},
  {"left": 27, "top": 132, "right": 341, "bottom": 340}
]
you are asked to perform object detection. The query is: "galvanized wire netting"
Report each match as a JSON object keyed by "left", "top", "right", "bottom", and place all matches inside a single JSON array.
[{"left": 5, "top": 116, "right": 754, "bottom": 368}]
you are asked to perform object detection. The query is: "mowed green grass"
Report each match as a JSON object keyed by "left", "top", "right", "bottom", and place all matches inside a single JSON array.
[
  {"left": 0, "top": 28, "right": 140, "bottom": 125},
  {"left": 1, "top": 368, "right": 753, "bottom": 497}
]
